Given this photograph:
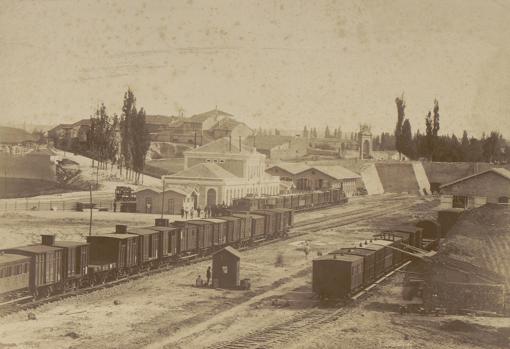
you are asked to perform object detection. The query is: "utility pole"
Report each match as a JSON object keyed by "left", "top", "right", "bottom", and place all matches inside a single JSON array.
[
  {"left": 161, "top": 177, "right": 165, "bottom": 218},
  {"left": 89, "top": 183, "right": 93, "bottom": 236}
]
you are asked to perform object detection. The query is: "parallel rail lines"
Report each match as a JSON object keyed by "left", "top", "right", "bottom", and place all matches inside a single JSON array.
[{"left": 0, "top": 196, "right": 415, "bottom": 318}]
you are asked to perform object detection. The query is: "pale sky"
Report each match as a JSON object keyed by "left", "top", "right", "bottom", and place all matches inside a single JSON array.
[{"left": 1, "top": 0, "right": 510, "bottom": 136}]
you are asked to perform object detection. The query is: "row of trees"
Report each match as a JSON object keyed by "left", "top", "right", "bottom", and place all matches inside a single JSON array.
[
  {"left": 392, "top": 95, "right": 508, "bottom": 163},
  {"left": 54, "top": 89, "right": 150, "bottom": 185}
]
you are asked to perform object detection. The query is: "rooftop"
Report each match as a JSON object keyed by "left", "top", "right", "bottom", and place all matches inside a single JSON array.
[
  {"left": 89, "top": 233, "right": 137, "bottom": 240},
  {"left": 185, "top": 137, "right": 256, "bottom": 154},
  {"left": 440, "top": 167, "right": 510, "bottom": 188},
  {"left": 136, "top": 185, "right": 197, "bottom": 196},
  {"left": 169, "top": 162, "right": 238, "bottom": 179},
  {"left": 189, "top": 109, "right": 233, "bottom": 123},
  {"left": 267, "top": 162, "right": 311, "bottom": 175},
  {"left": 310, "top": 165, "right": 361, "bottom": 180},
  {"left": 6, "top": 244, "right": 62, "bottom": 254},
  {"left": 127, "top": 228, "right": 159, "bottom": 236},
  {"left": 146, "top": 115, "right": 178, "bottom": 125},
  {"left": 211, "top": 118, "right": 250, "bottom": 132},
  {"left": 0, "top": 126, "right": 37, "bottom": 144},
  {"left": 0, "top": 253, "right": 31, "bottom": 264},
  {"left": 246, "top": 135, "right": 303, "bottom": 150},
  {"left": 213, "top": 245, "right": 241, "bottom": 259},
  {"left": 53, "top": 241, "right": 89, "bottom": 248}
]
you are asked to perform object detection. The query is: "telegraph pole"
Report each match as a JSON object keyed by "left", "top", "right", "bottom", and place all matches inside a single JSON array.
[
  {"left": 161, "top": 177, "right": 165, "bottom": 218},
  {"left": 89, "top": 183, "right": 93, "bottom": 236}
]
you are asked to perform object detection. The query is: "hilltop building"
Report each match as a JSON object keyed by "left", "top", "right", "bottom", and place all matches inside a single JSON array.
[
  {"left": 246, "top": 135, "right": 308, "bottom": 161},
  {"left": 162, "top": 137, "right": 280, "bottom": 208}
]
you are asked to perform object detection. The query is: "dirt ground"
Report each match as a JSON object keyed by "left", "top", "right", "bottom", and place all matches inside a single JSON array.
[{"left": 0, "top": 194, "right": 507, "bottom": 349}]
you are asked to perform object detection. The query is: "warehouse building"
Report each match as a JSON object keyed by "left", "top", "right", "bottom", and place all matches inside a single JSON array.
[
  {"left": 135, "top": 186, "right": 198, "bottom": 214},
  {"left": 439, "top": 167, "right": 510, "bottom": 209},
  {"left": 246, "top": 135, "right": 308, "bottom": 161}
]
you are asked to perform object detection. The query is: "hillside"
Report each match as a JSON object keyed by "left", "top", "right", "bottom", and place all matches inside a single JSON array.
[
  {"left": 0, "top": 126, "right": 36, "bottom": 144},
  {"left": 439, "top": 204, "right": 510, "bottom": 287}
]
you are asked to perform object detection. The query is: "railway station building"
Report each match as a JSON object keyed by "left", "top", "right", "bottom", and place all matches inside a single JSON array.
[
  {"left": 162, "top": 138, "right": 280, "bottom": 208},
  {"left": 439, "top": 167, "right": 510, "bottom": 209},
  {"left": 134, "top": 186, "right": 198, "bottom": 215}
]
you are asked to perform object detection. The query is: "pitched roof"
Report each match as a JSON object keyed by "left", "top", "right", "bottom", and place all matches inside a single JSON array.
[
  {"left": 440, "top": 167, "right": 510, "bottom": 188},
  {"left": 71, "top": 119, "right": 92, "bottom": 127},
  {"left": 211, "top": 118, "right": 250, "bottom": 132},
  {"left": 0, "top": 126, "right": 37, "bottom": 144},
  {"left": 268, "top": 162, "right": 311, "bottom": 175},
  {"left": 310, "top": 165, "right": 361, "bottom": 180},
  {"left": 213, "top": 245, "right": 241, "bottom": 258},
  {"left": 186, "top": 137, "right": 255, "bottom": 154},
  {"left": 247, "top": 135, "right": 304, "bottom": 150},
  {"left": 189, "top": 109, "right": 233, "bottom": 123},
  {"left": 169, "top": 162, "right": 238, "bottom": 179},
  {"left": 0, "top": 253, "right": 30, "bottom": 264}
]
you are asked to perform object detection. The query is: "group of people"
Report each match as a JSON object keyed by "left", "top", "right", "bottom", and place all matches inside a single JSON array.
[
  {"left": 180, "top": 203, "right": 229, "bottom": 220},
  {"left": 196, "top": 266, "right": 212, "bottom": 288}
]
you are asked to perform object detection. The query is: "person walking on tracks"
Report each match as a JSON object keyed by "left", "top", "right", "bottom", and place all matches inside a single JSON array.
[
  {"left": 206, "top": 266, "right": 211, "bottom": 287},
  {"left": 304, "top": 241, "right": 311, "bottom": 259}
]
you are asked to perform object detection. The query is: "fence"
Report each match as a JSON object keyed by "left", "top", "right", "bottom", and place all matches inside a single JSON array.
[{"left": 0, "top": 198, "right": 116, "bottom": 212}]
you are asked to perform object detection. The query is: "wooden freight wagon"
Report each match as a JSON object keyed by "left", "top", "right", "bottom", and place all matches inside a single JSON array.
[
  {"left": 272, "top": 208, "right": 293, "bottom": 231},
  {"left": 368, "top": 241, "right": 394, "bottom": 272},
  {"left": 4, "top": 244, "right": 63, "bottom": 296},
  {"left": 87, "top": 229, "right": 139, "bottom": 274},
  {"left": 252, "top": 210, "right": 277, "bottom": 238},
  {"left": 52, "top": 239, "right": 89, "bottom": 288},
  {"left": 187, "top": 220, "right": 214, "bottom": 251},
  {"left": 332, "top": 248, "right": 376, "bottom": 285},
  {"left": 171, "top": 221, "right": 198, "bottom": 253},
  {"left": 219, "top": 216, "right": 242, "bottom": 244},
  {"left": 360, "top": 244, "right": 386, "bottom": 278},
  {"left": 200, "top": 218, "right": 227, "bottom": 247},
  {"left": 0, "top": 253, "right": 30, "bottom": 295},
  {"left": 127, "top": 228, "right": 160, "bottom": 266},
  {"left": 312, "top": 254, "right": 364, "bottom": 299},
  {"left": 149, "top": 219, "right": 179, "bottom": 258},
  {"left": 249, "top": 213, "right": 266, "bottom": 240},
  {"left": 231, "top": 213, "right": 252, "bottom": 242}
]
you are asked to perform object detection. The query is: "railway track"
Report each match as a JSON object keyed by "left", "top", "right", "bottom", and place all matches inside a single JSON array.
[
  {"left": 0, "top": 196, "right": 416, "bottom": 317},
  {"left": 205, "top": 261, "right": 412, "bottom": 349}
]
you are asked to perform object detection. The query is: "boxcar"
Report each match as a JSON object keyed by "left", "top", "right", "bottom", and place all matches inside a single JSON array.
[
  {"left": 0, "top": 253, "right": 30, "bottom": 295},
  {"left": 52, "top": 240, "right": 89, "bottom": 287},
  {"left": 87, "top": 231, "right": 139, "bottom": 272},
  {"left": 370, "top": 241, "right": 394, "bottom": 272},
  {"left": 252, "top": 210, "right": 277, "bottom": 238},
  {"left": 187, "top": 220, "right": 214, "bottom": 251},
  {"left": 200, "top": 218, "right": 227, "bottom": 247},
  {"left": 249, "top": 213, "right": 266, "bottom": 240},
  {"left": 4, "top": 244, "right": 63, "bottom": 295},
  {"left": 147, "top": 219, "right": 179, "bottom": 258},
  {"left": 332, "top": 248, "right": 375, "bottom": 285},
  {"left": 127, "top": 228, "right": 160, "bottom": 265},
  {"left": 360, "top": 244, "right": 386, "bottom": 278},
  {"left": 231, "top": 213, "right": 251, "bottom": 242},
  {"left": 312, "top": 254, "right": 364, "bottom": 299},
  {"left": 219, "top": 216, "right": 242, "bottom": 244},
  {"left": 389, "top": 225, "right": 422, "bottom": 248},
  {"left": 171, "top": 221, "right": 198, "bottom": 253}
]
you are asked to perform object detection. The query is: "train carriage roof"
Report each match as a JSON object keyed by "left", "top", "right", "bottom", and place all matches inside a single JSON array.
[
  {"left": 127, "top": 228, "right": 160, "bottom": 236},
  {"left": 53, "top": 241, "right": 89, "bottom": 248},
  {"left": 330, "top": 248, "right": 375, "bottom": 256},
  {"left": 145, "top": 226, "right": 178, "bottom": 232},
  {"left": 88, "top": 233, "right": 138, "bottom": 240},
  {"left": 217, "top": 216, "right": 241, "bottom": 222},
  {"left": 314, "top": 254, "right": 363, "bottom": 263},
  {"left": 4, "top": 245, "right": 63, "bottom": 254},
  {"left": 199, "top": 218, "right": 227, "bottom": 224},
  {"left": 0, "top": 253, "right": 31, "bottom": 265}
]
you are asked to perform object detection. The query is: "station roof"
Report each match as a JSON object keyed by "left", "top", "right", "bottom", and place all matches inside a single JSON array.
[
  {"left": 0, "top": 253, "right": 31, "bottom": 264},
  {"left": 308, "top": 165, "right": 361, "bottom": 180},
  {"left": 267, "top": 162, "right": 311, "bottom": 175},
  {"left": 169, "top": 162, "right": 238, "bottom": 180}
]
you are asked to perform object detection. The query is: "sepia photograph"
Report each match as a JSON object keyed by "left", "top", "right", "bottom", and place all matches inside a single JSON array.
[{"left": 1, "top": 0, "right": 510, "bottom": 348}]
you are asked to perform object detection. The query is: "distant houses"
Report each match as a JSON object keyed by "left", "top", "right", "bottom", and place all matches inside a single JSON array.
[{"left": 246, "top": 135, "right": 308, "bottom": 161}]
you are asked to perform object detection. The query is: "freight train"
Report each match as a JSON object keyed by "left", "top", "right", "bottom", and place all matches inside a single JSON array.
[
  {"left": 312, "top": 225, "right": 429, "bottom": 299},
  {"left": 0, "top": 208, "right": 293, "bottom": 298},
  {"left": 232, "top": 187, "right": 347, "bottom": 212}
]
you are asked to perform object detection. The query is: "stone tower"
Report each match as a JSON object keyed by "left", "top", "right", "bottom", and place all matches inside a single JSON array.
[{"left": 358, "top": 124, "right": 372, "bottom": 160}]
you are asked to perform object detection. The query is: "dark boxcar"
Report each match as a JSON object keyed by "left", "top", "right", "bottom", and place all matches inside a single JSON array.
[
  {"left": 360, "top": 244, "right": 386, "bottom": 278},
  {"left": 231, "top": 213, "right": 251, "bottom": 242},
  {"left": 273, "top": 208, "right": 294, "bottom": 231},
  {"left": 312, "top": 254, "right": 364, "bottom": 299},
  {"left": 249, "top": 213, "right": 266, "bottom": 240},
  {"left": 0, "top": 253, "right": 30, "bottom": 295},
  {"left": 52, "top": 241, "right": 89, "bottom": 283},
  {"left": 127, "top": 228, "right": 160, "bottom": 264},
  {"left": 200, "top": 218, "right": 227, "bottom": 247},
  {"left": 219, "top": 216, "right": 241, "bottom": 244},
  {"left": 4, "top": 245, "right": 63, "bottom": 294},
  {"left": 370, "top": 240, "right": 394, "bottom": 272},
  {"left": 87, "top": 231, "right": 139, "bottom": 271},
  {"left": 252, "top": 210, "right": 277, "bottom": 238},
  {"left": 187, "top": 220, "right": 213, "bottom": 250},
  {"left": 390, "top": 225, "right": 423, "bottom": 248},
  {"left": 148, "top": 219, "right": 179, "bottom": 258},
  {"left": 171, "top": 221, "right": 198, "bottom": 253},
  {"left": 332, "top": 248, "right": 375, "bottom": 285}
]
